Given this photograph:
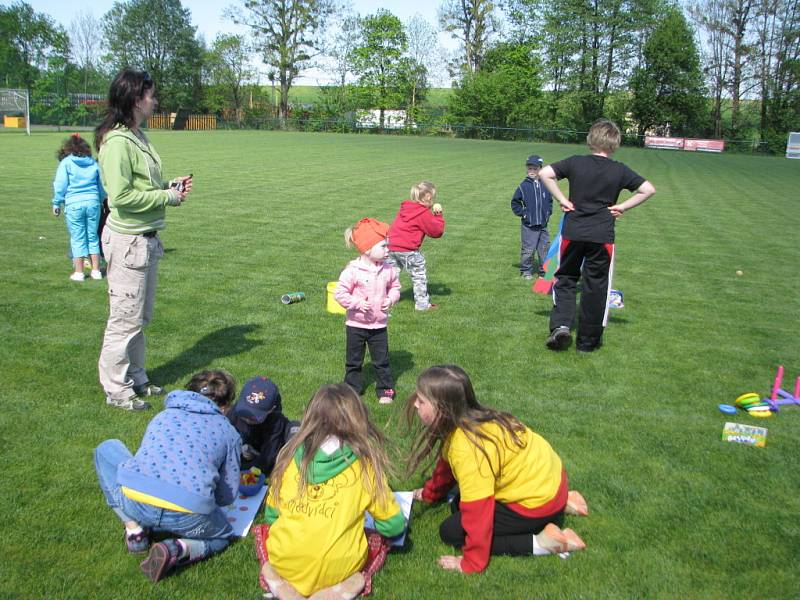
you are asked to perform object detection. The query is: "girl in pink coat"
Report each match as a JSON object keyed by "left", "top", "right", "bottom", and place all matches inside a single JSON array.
[{"left": 335, "top": 218, "right": 401, "bottom": 404}]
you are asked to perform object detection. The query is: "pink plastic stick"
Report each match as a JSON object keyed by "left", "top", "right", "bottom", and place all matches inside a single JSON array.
[
  {"left": 771, "top": 365, "right": 784, "bottom": 401},
  {"left": 794, "top": 376, "right": 799, "bottom": 401}
]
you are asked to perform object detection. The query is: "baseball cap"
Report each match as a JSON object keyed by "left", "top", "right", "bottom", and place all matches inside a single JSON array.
[{"left": 526, "top": 155, "right": 544, "bottom": 167}]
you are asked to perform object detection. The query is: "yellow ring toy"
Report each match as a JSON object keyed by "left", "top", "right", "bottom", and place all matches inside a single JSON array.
[{"left": 735, "top": 392, "right": 761, "bottom": 408}]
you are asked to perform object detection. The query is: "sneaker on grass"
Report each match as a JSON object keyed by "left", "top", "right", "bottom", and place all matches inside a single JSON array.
[
  {"left": 545, "top": 326, "right": 572, "bottom": 351},
  {"left": 140, "top": 540, "right": 182, "bottom": 583},
  {"left": 134, "top": 383, "right": 165, "bottom": 397},
  {"left": 125, "top": 528, "right": 151, "bottom": 554},
  {"left": 106, "top": 395, "right": 151, "bottom": 411}
]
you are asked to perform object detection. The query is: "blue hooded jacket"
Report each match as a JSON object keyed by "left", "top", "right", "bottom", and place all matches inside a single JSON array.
[
  {"left": 511, "top": 176, "right": 553, "bottom": 228},
  {"left": 116, "top": 390, "right": 241, "bottom": 514},
  {"left": 51, "top": 154, "right": 105, "bottom": 208}
]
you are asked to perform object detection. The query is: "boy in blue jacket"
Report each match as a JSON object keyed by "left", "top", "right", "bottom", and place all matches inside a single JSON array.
[
  {"left": 94, "top": 370, "right": 241, "bottom": 583},
  {"left": 511, "top": 155, "right": 553, "bottom": 279}
]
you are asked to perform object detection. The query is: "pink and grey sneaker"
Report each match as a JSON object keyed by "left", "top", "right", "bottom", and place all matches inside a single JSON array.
[
  {"left": 125, "top": 528, "right": 151, "bottom": 554},
  {"left": 140, "top": 539, "right": 182, "bottom": 583},
  {"left": 378, "top": 389, "right": 395, "bottom": 405}
]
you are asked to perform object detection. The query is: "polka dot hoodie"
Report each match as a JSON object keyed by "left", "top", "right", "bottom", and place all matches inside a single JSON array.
[{"left": 117, "top": 390, "right": 242, "bottom": 514}]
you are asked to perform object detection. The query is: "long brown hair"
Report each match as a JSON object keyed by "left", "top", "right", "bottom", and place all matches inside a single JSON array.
[
  {"left": 269, "top": 383, "right": 393, "bottom": 504},
  {"left": 405, "top": 365, "right": 527, "bottom": 478},
  {"left": 94, "top": 68, "right": 154, "bottom": 151}
]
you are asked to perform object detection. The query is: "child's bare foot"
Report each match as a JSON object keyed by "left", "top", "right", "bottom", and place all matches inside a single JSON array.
[
  {"left": 565, "top": 490, "right": 589, "bottom": 516},
  {"left": 308, "top": 572, "right": 365, "bottom": 600},
  {"left": 535, "top": 523, "right": 569, "bottom": 554},
  {"left": 562, "top": 528, "right": 587, "bottom": 552},
  {"left": 261, "top": 563, "right": 305, "bottom": 600}
]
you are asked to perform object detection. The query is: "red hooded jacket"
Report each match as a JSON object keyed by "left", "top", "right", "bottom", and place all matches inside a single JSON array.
[{"left": 387, "top": 201, "right": 445, "bottom": 252}]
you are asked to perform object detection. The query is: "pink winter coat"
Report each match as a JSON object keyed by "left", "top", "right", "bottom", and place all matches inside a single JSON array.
[{"left": 334, "top": 259, "right": 401, "bottom": 329}]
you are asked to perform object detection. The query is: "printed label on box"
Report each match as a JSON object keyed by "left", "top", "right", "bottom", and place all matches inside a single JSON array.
[{"left": 722, "top": 422, "right": 767, "bottom": 447}]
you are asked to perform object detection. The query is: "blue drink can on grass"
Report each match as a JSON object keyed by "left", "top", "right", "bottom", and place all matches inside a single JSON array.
[{"left": 281, "top": 292, "right": 305, "bottom": 304}]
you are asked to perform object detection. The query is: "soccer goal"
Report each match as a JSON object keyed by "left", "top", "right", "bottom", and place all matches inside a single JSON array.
[
  {"left": 0, "top": 88, "right": 30, "bottom": 135},
  {"left": 786, "top": 132, "right": 800, "bottom": 159}
]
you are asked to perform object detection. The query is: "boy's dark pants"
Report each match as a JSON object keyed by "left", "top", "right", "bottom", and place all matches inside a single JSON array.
[
  {"left": 344, "top": 326, "right": 394, "bottom": 397},
  {"left": 440, "top": 499, "right": 564, "bottom": 555},
  {"left": 549, "top": 239, "right": 613, "bottom": 351}
]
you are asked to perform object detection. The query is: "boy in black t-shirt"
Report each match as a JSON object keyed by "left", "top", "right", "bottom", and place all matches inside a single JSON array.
[{"left": 539, "top": 119, "right": 656, "bottom": 352}]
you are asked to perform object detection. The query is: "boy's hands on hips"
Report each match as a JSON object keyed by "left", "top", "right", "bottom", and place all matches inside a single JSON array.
[{"left": 609, "top": 204, "right": 625, "bottom": 218}]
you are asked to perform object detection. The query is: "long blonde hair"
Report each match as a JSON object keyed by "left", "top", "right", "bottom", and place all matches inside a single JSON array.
[
  {"left": 410, "top": 181, "right": 437, "bottom": 206},
  {"left": 405, "top": 365, "right": 526, "bottom": 478},
  {"left": 270, "top": 383, "right": 393, "bottom": 504}
]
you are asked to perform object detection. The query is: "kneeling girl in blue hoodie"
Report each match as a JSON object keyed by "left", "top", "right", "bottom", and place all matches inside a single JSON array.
[{"left": 94, "top": 369, "right": 241, "bottom": 583}]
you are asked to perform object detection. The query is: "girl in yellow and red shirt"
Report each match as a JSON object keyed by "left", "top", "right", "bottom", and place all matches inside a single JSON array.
[
  {"left": 261, "top": 383, "right": 405, "bottom": 598},
  {"left": 406, "top": 365, "right": 588, "bottom": 573}
]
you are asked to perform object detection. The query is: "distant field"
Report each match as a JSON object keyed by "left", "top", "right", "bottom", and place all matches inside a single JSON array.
[{"left": 1, "top": 128, "right": 798, "bottom": 598}]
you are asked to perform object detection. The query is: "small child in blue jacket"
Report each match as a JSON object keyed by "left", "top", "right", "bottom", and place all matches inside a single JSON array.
[
  {"left": 94, "top": 369, "right": 241, "bottom": 583},
  {"left": 51, "top": 134, "right": 105, "bottom": 281},
  {"left": 511, "top": 155, "right": 553, "bottom": 279}
]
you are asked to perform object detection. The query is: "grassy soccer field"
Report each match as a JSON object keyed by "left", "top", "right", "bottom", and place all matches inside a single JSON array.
[{"left": 1, "top": 129, "right": 798, "bottom": 599}]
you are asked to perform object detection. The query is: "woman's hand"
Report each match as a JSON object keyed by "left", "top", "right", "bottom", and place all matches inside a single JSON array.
[
  {"left": 412, "top": 488, "right": 424, "bottom": 501},
  {"left": 178, "top": 175, "right": 193, "bottom": 195},
  {"left": 438, "top": 555, "right": 464, "bottom": 572}
]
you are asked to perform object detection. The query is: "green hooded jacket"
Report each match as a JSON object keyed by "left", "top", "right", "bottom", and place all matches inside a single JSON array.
[{"left": 98, "top": 126, "right": 179, "bottom": 235}]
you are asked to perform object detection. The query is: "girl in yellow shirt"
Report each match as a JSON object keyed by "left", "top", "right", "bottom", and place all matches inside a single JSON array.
[
  {"left": 406, "top": 365, "right": 588, "bottom": 573},
  {"left": 261, "top": 384, "right": 405, "bottom": 598}
]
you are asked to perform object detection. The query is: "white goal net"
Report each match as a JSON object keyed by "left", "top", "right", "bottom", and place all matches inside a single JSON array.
[{"left": 0, "top": 88, "right": 30, "bottom": 135}]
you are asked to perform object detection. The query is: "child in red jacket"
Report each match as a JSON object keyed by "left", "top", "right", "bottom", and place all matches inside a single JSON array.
[{"left": 387, "top": 182, "right": 445, "bottom": 312}]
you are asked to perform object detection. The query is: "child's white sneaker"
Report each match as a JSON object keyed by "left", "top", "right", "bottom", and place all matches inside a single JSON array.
[
  {"left": 70, "top": 272, "right": 85, "bottom": 282},
  {"left": 90, "top": 269, "right": 103, "bottom": 280}
]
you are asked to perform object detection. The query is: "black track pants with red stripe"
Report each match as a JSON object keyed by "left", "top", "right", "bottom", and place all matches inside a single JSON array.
[{"left": 549, "top": 239, "right": 614, "bottom": 351}]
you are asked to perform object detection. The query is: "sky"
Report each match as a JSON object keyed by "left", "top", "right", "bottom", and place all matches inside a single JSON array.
[{"left": 26, "top": 0, "right": 455, "bottom": 85}]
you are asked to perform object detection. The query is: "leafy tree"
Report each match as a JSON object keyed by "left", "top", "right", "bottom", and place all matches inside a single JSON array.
[
  {"left": 438, "top": 0, "right": 499, "bottom": 74},
  {"left": 204, "top": 34, "right": 254, "bottom": 123},
  {"left": 447, "top": 41, "right": 544, "bottom": 137},
  {"left": 103, "top": 0, "right": 204, "bottom": 111},
  {"left": 69, "top": 11, "right": 106, "bottom": 94},
  {"left": 507, "top": 0, "right": 665, "bottom": 129},
  {"left": 0, "top": 1, "right": 68, "bottom": 90},
  {"left": 227, "top": 0, "right": 334, "bottom": 121},
  {"left": 351, "top": 9, "right": 412, "bottom": 129},
  {"left": 630, "top": 8, "right": 706, "bottom": 137}
]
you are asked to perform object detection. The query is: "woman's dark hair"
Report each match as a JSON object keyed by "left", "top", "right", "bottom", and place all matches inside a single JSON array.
[
  {"left": 57, "top": 134, "right": 92, "bottom": 161},
  {"left": 186, "top": 369, "right": 237, "bottom": 407},
  {"left": 93, "top": 68, "right": 154, "bottom": 151}
]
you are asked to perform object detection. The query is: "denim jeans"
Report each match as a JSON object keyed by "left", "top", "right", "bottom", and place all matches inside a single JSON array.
[{"left": 94, "top": 439, "right": 234, "bottom": 560}]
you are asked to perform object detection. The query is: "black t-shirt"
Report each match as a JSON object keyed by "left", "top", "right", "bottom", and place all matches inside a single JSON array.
[{"left": 550, "top": 154, "right": 645, "bottom": 243}]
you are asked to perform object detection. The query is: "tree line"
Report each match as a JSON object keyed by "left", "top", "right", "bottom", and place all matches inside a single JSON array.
[{"left": 0, "top": 0, "right": 797, "bottom": 152}]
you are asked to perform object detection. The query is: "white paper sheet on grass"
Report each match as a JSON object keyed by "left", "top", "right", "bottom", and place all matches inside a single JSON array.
[
  {"left": 221, "top": 485, "right": 269, "bottom": 537},
  {"left": 364, "top": 490, "right": 413, "bottom": 547}
]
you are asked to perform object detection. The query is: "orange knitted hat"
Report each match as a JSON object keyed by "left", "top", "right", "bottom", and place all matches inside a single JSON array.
[{"left": 352, "top": 218, "right": 390, "bottom": 253}]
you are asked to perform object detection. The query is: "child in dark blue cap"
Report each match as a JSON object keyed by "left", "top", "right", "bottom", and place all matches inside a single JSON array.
[
  {"left": 511, "top": 155, "right": 553, "bottom": 280},
  {"left": 227, "top": 376, "right": 299, "bottom": 475}
]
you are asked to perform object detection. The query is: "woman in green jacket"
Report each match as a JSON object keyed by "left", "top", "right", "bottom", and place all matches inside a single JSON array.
[{"left": 95, "top": 69, "right": 193, "bottom": 411}]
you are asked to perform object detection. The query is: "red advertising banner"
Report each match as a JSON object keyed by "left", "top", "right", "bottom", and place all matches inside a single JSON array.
[
  {"left": 684, "top": 138, "right": 725, "bottom": 153},
  {"left": 644, "top": 136, "right": 685, "bottom": 150}
]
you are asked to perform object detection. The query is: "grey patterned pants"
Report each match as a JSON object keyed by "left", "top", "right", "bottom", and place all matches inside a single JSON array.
[{"left": 388, "top": 250, "right": 431, "bottom": 310}]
